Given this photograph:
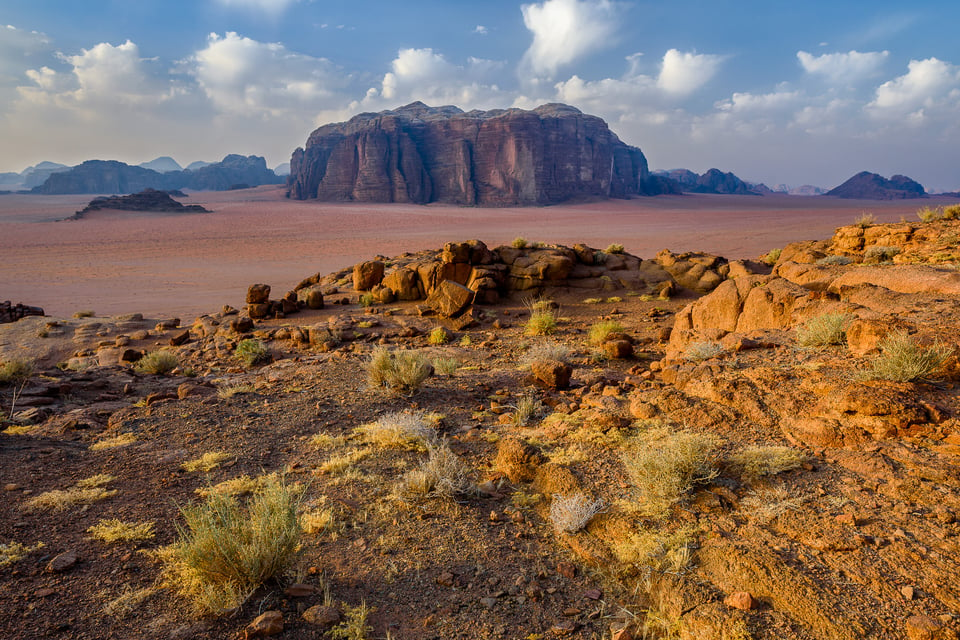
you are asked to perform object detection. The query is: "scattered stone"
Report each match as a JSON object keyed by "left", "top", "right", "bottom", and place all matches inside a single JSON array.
[
  {"left": 155, "top": 318, "right": 180, "bottom": 331},
  {"left": 583, "top": 589, "right": 602, "bottom": 600},
  {"left": 283, "top": 584, "right": 315, "bottom": 597},
  {"left": 905, "top": 614, "right": 956, "bottom": 640},
  {"left": 353, "top": 261, "right": 385, "bottom": 291},
  {"left": 302, "top": 605, "right": 341, "bottom": 628},
  {"left": 901, "top": 586, "right": 915, "bottom": 600},
  {"left": 530, "top": 359, "right": 572, "bottom": 390},
  {"left": 724, "top": 591, "right": 757, "bottom": 611},
  {"left": 437, "top": 571, "right": 455, "bottom": 587},
  {"left": 46, "top": 550, "right": 78, "bottom": 573},
  {"left": 552, "top": 620, "right": 579, "bottom": 635},
  {"left": 245, "top": 610, "right": 283, "bottom": 637},
  {"left": 557, "top": 562, "right": 577, "bottom": 579},
  {"left": 480, "top": 597, "right": 497, "bottom": 609},
  {"left": 246, "top": 284, "right": 271, "bottom": 305},
  {"left": 425, "top": 280, "right": 474, "bottom": 317},
  {"left": 169, "top": 329, "right": 190, "bottom": 346}
]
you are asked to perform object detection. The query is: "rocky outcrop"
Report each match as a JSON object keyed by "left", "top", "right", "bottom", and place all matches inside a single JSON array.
[
  {"left": 652, "top": 168, "right": 761, "bottom": 195},
  {"left": 71, "top": 189, "right": 209, "bottom": 218},
  {"left": 288, "top": 102, "right": 671, "bottom": 206},
  {"left": 1, "top": 301, "right": 44, "bottom": 323},
  {"left": 826, "top": 171, "right": 926, "bottom": 200}
]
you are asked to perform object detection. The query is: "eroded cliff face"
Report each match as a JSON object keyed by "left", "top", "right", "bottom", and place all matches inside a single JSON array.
[{"left": 288, "top": 102, "right": 666, "bottom": 205}]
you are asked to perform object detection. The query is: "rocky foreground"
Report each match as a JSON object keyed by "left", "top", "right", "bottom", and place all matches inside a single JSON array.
[{"left": 2, "top": 215, "right": 960, "bottom": 639}]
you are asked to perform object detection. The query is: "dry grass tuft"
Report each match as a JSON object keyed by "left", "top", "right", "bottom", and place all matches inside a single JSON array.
[
  {"left": 235, "top": 339, "right": 270, "bottom": 367},
  {"left": 136, "top": 350, "right": 178, "bottom": 375},
  {"left": 24, "top": 474, "right": 117, "bottom": 512},
  {"left": 90, "top": 432, "right": 138, "bottom": 451},
  {"left": 863, "top": 245, "right": 900, "bottom": 263},
  {"left": 795, "top": 312, "right": 850, "bottom": 347},
  {"left": 522, "top": 341, "right": 572, "bottom": 366},
  {"left": 854, "top": 211, "right": 876, "bottom": 228},
  {"left": 318, "top": 449, "right": 370, "bottom": 476},
  {"left": 87, "top": 519, "right": 156, "bottom": 543},
  {"left": 605, "top": 243, "right": 625, "bottom": 254},
  {"left": 195, "top": 475, "right": 265, "bottom": 498},
  {"left": 588, "top": 320, "right": 625, "bottom": 345},
  {"left": 396, "top": 442, "right": 475, "bottom": 500},
  {"left": 525, "top": 310, "right": 559, "bottom": 336},
  {"left": 611, "top": 527, "right": 696, "bottom": 578},
  {"left": 181, "top": 451, "right": 233, "bottom": 473},
  {"left": 866, "top": 330, "right": 953, "bottom": 382},
  {"left": 684, "top": 341, "right": 724, "bottom": 362},
  {"left": 0, "top": 358, "right": 33, "bottom": 385},
  {"left": 103, "top": 586, "right": 155, "bottom": 617},
  {"left": 727, "top": 445, "right": 806, "bottom": 482},
  {"left": 622, "top": 429, "right": 721, "bottom": 518},
  {"left": 0, "top": 541, "right": 45, "bottom": 568},
  {"left": 217, "top": 383, "right": 256, "bottom": 399},
  {"left": 356, "top": 411, "right": 436, "bottom": 449},
  {"left": 155, "top": 475, "right": 302, "bottom": 615},
  {"left": 366, "top": 347, "right": 433, "bottom": 394},
  {"left": 740, "top": 486, "right": 811, "bottom": 523},
  {"left": 510, "top": 394, "right": 544, "bottom": 427},
  {"left": 549, "top": 493, "right": 605, "bottom": 533}
]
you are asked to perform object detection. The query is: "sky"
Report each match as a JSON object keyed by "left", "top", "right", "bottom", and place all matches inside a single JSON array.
[{"left": 2, "top": 0, "right": 959, "bottom": 191}]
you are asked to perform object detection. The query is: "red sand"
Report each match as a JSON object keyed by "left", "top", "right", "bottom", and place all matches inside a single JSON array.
[{"left": 1, "top": 186, "right": 951, "bottom": 319}]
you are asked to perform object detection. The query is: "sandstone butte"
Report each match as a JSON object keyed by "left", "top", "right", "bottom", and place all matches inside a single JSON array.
[
  {"left": 2, "top": 214, "right": 960, "bottom": 640},
  {"left": 287, "top": 101, "right": 673, "bottom": 206}
]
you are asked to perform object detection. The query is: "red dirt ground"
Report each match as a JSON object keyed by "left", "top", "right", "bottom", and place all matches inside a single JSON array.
[{"left": 0, "top": 186, "right": 952, "bottom": 319}]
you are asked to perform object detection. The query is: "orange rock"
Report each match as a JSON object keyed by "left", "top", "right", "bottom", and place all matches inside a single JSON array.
[{"left": 724, "top": 591, "right": 757, "bottom": 611}]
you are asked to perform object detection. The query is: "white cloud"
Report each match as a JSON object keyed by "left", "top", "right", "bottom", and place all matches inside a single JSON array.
[
  {"left": 187, "top": 32, "right": 349, "bottom": 117},
  {"left": 474, "top": 25, "right": 488, "bottom": 35},
  {"left": 868, "top": 57, "right": 960, "bottom": 114},
  {"left": 797, "top": 50, "right": 889, "bottom": 83},
  {"left": 214, "top": 0, "right": 299, "bottom": 13},
  {"left": 715, "top": 90, "right": 801, "bottom": 113},
  {"left": 657, "top": 49, "right": 724, "bottom": 96},
  {"left": 520, "top": 0, "right": 619, "bottom": 78}
]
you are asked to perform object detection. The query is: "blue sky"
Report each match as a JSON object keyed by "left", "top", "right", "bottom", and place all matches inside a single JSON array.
[{"left": 2, "top": 0, "right": 959, "bottom": 190}]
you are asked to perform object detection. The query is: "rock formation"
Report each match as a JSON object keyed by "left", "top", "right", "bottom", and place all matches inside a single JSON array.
[
  {"left": 652, "top": 168, "right": 761, "bottom": 195},
  {"left": 70, "top": 189, "right": 209, "bottom": 218},
  {"left": 826, "top": 171, "right": 926, "bottom": 200},
  {"left": 288, "top": 102, "right": 671, "bottom": 206},
  {"left": 0, "top": 301, "right": 44, "bottom": 323}
]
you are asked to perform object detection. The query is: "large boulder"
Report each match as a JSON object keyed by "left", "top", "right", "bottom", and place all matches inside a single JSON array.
[
  {"left": 353, "top": 260, "right": 385, "bottom": 291},
  {"left": 424, "top": 280, "right": 474, "bottom": 317}
]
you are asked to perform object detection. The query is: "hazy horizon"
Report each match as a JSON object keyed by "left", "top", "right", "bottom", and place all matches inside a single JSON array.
[{"left": 3, "top": 0, "right": 960, "bottom": 191}]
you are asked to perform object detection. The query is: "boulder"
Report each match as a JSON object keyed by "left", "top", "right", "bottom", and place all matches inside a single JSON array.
[
  {"left": 353, "top": 260, "right": 385, "bottom": 291},
  {"left": 382, "top": 267, "right": 422, "bottom": 301},
  {"left": 297, "top": 285, "right": 325, "bottom": 309},
  {"left": 425, "top": 280, "right": 474, "bottom": 317},
  {"left": 246, "top": 283, "right": 271, "bottom": 304},
  {"left": 531, "top": 359, "right": 573, "bottom": 390}
]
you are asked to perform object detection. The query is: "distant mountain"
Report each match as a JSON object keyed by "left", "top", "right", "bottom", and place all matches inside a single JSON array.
[
  {"left": 652, "top": 168, "right": 760, "bottom": 195},
  {"left": 771, "top": 184, "right": 826, "bottom": 196},
  {"left": 138, "top": 156, "right": 183, "bottom": 173},
  {"left": 185, "top": 160, "right": 213, "bottom": 171},
  {"left": 826, "top": 171, "right": 926, "bottom": 200},
  {"left": 0, "top": 172, "right": 20, "bottom": 187},
  {"left": 32, "top": 155, "right": 283, "bottom": 195},
  {"left": 22, "top": 161, "right": 70, "bottom": 189},
  {"left": 273, "top": 162, "right": 290, "bottom": 176}
]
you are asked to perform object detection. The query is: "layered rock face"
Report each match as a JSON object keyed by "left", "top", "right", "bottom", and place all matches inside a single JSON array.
[{"left": 288, "top": 102, "right": 668, "bottom": 206}]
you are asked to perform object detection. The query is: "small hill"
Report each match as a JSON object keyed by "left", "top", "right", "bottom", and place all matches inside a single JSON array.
[
  {"left": 70, "top": 188, "right": 209, "bottom": 219},
  {"left": 138, "top": 157, "right": 183, "bottom": 173},
  {"left": 826, "top": 171, "right": 926, "bottom": 200},
  {"left": 653, "top": 168, "right": 761, "bottom": 195}
]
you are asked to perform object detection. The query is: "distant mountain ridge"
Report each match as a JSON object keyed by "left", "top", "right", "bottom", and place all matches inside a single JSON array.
[
  {"left": 652, "top": 168, "right": 761, "bottom": 195},
  {"left": 31, "top": 154, "right": 283, "bottom": 195},
  {"left": 826, "top": 171, "right": 926, "bottom": 200}
]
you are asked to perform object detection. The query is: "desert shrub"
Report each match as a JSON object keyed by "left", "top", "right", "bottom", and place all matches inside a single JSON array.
[
  {"left": 582, "top": 297, "right": 603, "bottom": 304},
  {"left": 795, "top": 312, "right": 850, "bottom": 347},
  {"left": 761, "top": 248, "right": 781, "bottom": 266},
  {"left": 459, "top": 335, "right": 472, "bottom": 347},
  {"left": 684, "top": 341, "right": 724, "bottom": 362},
  {"left": 136, "top": 350, "right": 178, "bottom": 375},
  {"left": 605, "top": 243, "right": 625, "bottom": 254},
  {"left": 588, "top": 319, "right": 625, "bottom": 345},
  {"left": 235, "top": 339, "right": 270, "bottom": 367},
  {"left": 606, "top": 296, "right": 623, "bottom": 303},
  {"left": 396, "top": 442, "right": 475, "bottom": 500},
  {"left": 427, "top": 326, "right": 450, "bottom": 345},
  {"left": 217, "top": 383, "right": 255, "bottom": 399},
  {"left": 432, "top": 357, "right": 459, "bottom": 375},
  {"left": 866, "top": 330, "right": 953, "bottom": 382},
  {"left": 549, "top": 493, "right": 605, "bottom": 533},
  {"left": 73, "top": 310, "right": 95, "bottom": 318},
  {"left": 531, "top": 241, "right": 547, "bottom": 249},
  {"left": 0, "top": 359, "right": 33, "bottom": 386},
  {"left": 510, "top": 395, "right": 544, "bottom": 427},
  {"left": 330, "top": 601, "right": 374, "bottom": 640},
  {"left": 195, "top": 475, "right": 264, "bottom": 498},
  {"left": 356, "top": 411, "right": 436, "bottom": 449},
  {"left": 357, "top": 292, "right": 375, "bottom": 307},
  {"left": 511, "top": 237, "right": 529, "bottom": 249},
  {"left": 622, "top": 429, "right": 721, "bottom": 518},
  {"left": 740, "top": 486, "right": 811, "bottom": 523},
  {"left": 854, "top": 212, "right": 876, "bottom": 228},
  {"left": 525, "top": 311, "right": 558, "bottom": 336},
  {"left": 611, "top": 527, "right": 695, "bottom": 576},
  {"left": 103, "top": 586, "right": 156, "bottom": 617},
  {"left": 942, "top": 204, "right": 960, "bottom": 220},
  {"left": 917, "top": 206, "right": 943, "bottom": 223},
  {"left": 156, "top": 475, "right": 302, "bottom": 615},
  {"left": 0, "top": 541, "right": 45, "bottom": 568},
  {"left": 366, "top": 347, "right": 433, "bottom": 394},
  {"left": 24, "top": 474, "right": 117, "bottom": 512},
  {"left": 522, "top": 341, "right": 572, "bottom": 365},
  {"left": 90, "top": 433, "right": 138, "bottom": 451},
  {"left": 87, "top": 519, "right": 156, "bottom": 543},
  {"left": 816, "top": 254, "right": 853, "bottom": 265},
  {"left": 863, "top": 245, "right": 900, "bottom": 263},
  {"left": 182, "top": 451, "right": 233, "bottom": 473},
  {"left": 727, "top": 445, "right": 806, "bottom": 482}
]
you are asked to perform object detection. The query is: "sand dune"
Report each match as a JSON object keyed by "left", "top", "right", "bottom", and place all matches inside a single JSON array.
[{"left": 0, "top": 185, "right": 949, "bottom": 318}]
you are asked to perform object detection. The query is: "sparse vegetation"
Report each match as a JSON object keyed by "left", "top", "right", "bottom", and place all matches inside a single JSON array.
[
  {"left": 366, "top": 347, "right": 433, "bottom": 394},
  {"left": 684, "top": 341, "right": 724, "bottom": 362},
  {"left": 918, "top": 205, "right": 942, "bottom": 223},
  {"left": 795, "top": 312, "right": 850, "bottom": 347},
  {"left": 622, "top": 428, "right": 721, "bottom": 518},
  {"left": 0, "top": 541, "right": 45, "bottom": 568},
  {"left": 87, "top": 519, "right": 156, "bottom": 543},
  {"left": 588, "top": 319, "right": 625, "bottom": 345},
  {"left": 24, "top": 474, "right": 117, "bottom": 512},
  {"left": 181, "top": 451, "right": 233, "bottom": 473},
  {"left": 854, "top": 211, "right": 876, "bottom": 228},
  {"left": 155, "top": 475, "right": 302, "bottom": 615},
  {"left": 90, "top": 433, "right": 138, "bottom": 451},
  {"left": 136, "top": 350, "right": 178, "bottom": 375},
  {"left": 522, "top": 341, "right": 572, "bottom": 365},
  {"left": 582, "top": 297, "right": 603, "bottom": 304},
  {"left": 195, "top": 475, "right": 264, "bottom": 498},
  {"left": 761, "top": 248, "right": 782, "bottom": 265},
  {"left": 330, "top": 601, "right": 374, "bottom": 640},
  {"left": 511, "top": 236, "right": 529, "bottom": 249},
  {"left": 235, "top": 339, "right": 270, "bottom": 367},
  {"left": 103, "top": 586, "right": 155, "bottom": 617},
  {"left": 943, "top": 204, "right": 960, "bottom": 220},
  {"left": 863, "top": 245, "right": 900, "bottom": 263},
  {"left": 611, "top": 526, "right": 695, "bottom": 577},
  {"left": 510, "top": 394, "right": 544, "bottom": 426},
  {"left": 358, "top": 292, "right": 375, "bottom": 307},
  {"left": 432, "top": 356, "right": 459, "bottom": 375},
  {"left": 605, "top": 243, "right": 625, "bottom": 254},
  {"left": 427, "top": 326, "right": 451, "bottom": 345},
  {"left": 0, "top": 358, "right": 33, "bottom": 386},
  {"left": 217, "top": 383, "right": 255, "bottom": 399},
  {"left": 816, "top": 254, "right": 853, "bottom": 265},
  {"left": 356, "top": 410, "right": 436, "bottom": 449},
  {"left": 73, "top": 310, "right": 95, "bottom": 318},
  {"left": 396, "top": 441, "right": 475, "bottom": 500},
  {"left": 866, "top": 330, "right": 953, "bottom": 382},
  {"left": 549, "top": 493, "right": 605, "bottom": 533},
  {"left": 727, "top": 445, "right": 806, "bottom": 482}
]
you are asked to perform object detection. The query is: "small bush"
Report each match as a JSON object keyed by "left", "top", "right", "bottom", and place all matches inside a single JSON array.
[
  {"left": 622, "top": 429, "right": 721, "bottom": 518},
  {"left": 918, "top": 206, "right": 943, "bottom": 223},
  {"left": 87, "top": 519, "right": 156, "bottom": 543},
  {"left": 235, "top": 339, "right": 270, "bottom": 367},
  {"left": 942, "top": 204, "right": 960, "bottom": 220},
  {"left": 582, "top": 297, "right": 603, "bottom": 304},
  {"left": 356, "top": 411, "right": 436, "bottom": 449},
  {"left": 432, "top": 357, "right": 459, "bottom": 375},
  {"left": 156, "top": 475, "right": 302, "bottom": 615},
  {"left": 195, "top": 475, "right": 267, "bottom": 498},
  {"left": 549, "top": 493, "right": 605, "bottom": 533},
  {"left": 866, "top": 330, "right": 953, "bottom": 382},
  {"left": 511, "top": 237, "right": 529, "bottom": 249},
  {"left": 0, "top": 359, "right": 34, "bottom": 386},
  {"left": 182, "top": 451, "right": 233, "bottom": 473},
  {"left": 816, "top": 254, "right": 853, "bottom": 265},
  {"left": 90, "top": 433, "right": 138, "bottom": 451},
  {"left": 522, "top": 341, "right": 572, "bottom": 365},
  {"left": 761, "top": 248, "right": 781, "bottom": 266},
  {"left": 605, "top": 243, "right": 625, "bottom": 254},
  {"left": 0, "top": 541, "right": 45, "bottom": 568},
  {"left": 854, "top": 212, "right": 876, "bottom": 228},
  {"left": 358, "top": 292, "right": 375, "bottom": 307},
  {"left": 24, "top": 474, "right": 117, "bottom": 512},
  {"left": 366, "top": 347, "right": 433, "bottom": 394},
  {"left": 611, "top": 527, "right": 695, "bottom": 576},
  {"left": 510, "top": 395, "right": 544, "bottom": 427},
  {"left": 795, "top": 312, "right": 850, "bottom": 347},
  {"left": 588, "top": 320, "right": 625, "bottom": 345},
  {"left": 684, "top": 341, "right": 724, "bottom": 362},
  {"left": 427, "top": 326, "right": 451, "bottom": 345},
  {"left": 330, "top": 601, "right": 374, "bottom": 640},
  {"left": 525, "top": 311, "right": 558, "bottom": 336},
  {"left": 396, "top": 442, "right": 475, "bottom": 500},
  {"left": 73, "top": 310, "right": 95, "bottom": 318},
  {"left": 727, "top": 446, "right": 806, "bottom": 482},
  {"left": 136, "top": 350, "right": 178, "bottom": 375},
  {"left": 863, "top": 245, "right": 900, "bottom": 263}
]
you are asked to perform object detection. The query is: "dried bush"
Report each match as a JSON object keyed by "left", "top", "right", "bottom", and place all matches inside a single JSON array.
[
  {"left": 588, "top": 319, "right": 625, "bottom": 345},
  {"left": 795, "top": 312, "right": 850, "bottom": 347},
  {"left": 510, "top": 395, "right": 544, "bottom": 427},
  {"left": 431, "top": 357, "right": 459, "bottom": 375},
  {"left": 549, "top": 493, "right": 605, "bottom": 533},
  {"left": 942, "top": 204, "right": 960, "bottom": 220},
  {"left": 155, "top": 475, "right": 302, "bottom": 615},
  {"left": 90, "top": 433, "right": 138, "bottom": 450},
  {"left": 356, "top": 411, "right": 436, "bottom": 449},
  {"left": 854, "top": 212, "right": 876, "bottom": 228},
  {"left": 522, "top": 341, "right": 572, "bottom": 365},
  {"left": 917, "top": 206, "right": 942, "bottom": 223},
  {"left": 24, "top": 474, "right": 117, "bottom": 512},
  {"left": 366, "top": 347, "right": 433, "bottom": 394},
  {"left": 0, "top": 358, "right": 33, "bottom": 386},
  {"left": 87, "top": 519, "right": 156, "bottom": 543},
  {"left": 727, "top": 445, "right": 806, "bottom": 482},
  {"left": 761, "top": 248, "right": 781, "bottom": 266},
  {"left": 816, "top": 255, "right": 853, "bottom": 266},
  {"left": 136, "top": 350, "right": 178, "bottom": 375},
  {"left": 863, "top": 245, "right": 900, "bottom": 263},
  {"left": 684, "top": 341, "right": 724, "bottom": 362},
  {"left": 182, "top": 451, "right": 233, "bottom": 473},
  {"left": 866, "top": 330, "right": 953, "bottom": 382},
  {"left": 511, "top": 237, "right": 529, "bottom": 249},
  {"left": 235, "top": 339, "right": 270, "bottom": 367},
  {"left": 611, "top": 527, "right": 695, "bottom": 577},
  {"left": 0, "top": 541, "right": 45, "bottom": 568},
  {"left": 396, "top": 442, "right": 475, "bottom": 500},
  {"left": 622, "top": 429, "right": 721, "bottom": 518}
]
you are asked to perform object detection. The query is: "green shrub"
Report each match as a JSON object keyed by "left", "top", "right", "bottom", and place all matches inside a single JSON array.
[
  {"left": 235, "top": 339, "right": 270, "bottom": 367},
  {"left": 605, "top": 243, "right": 625, "bottom": 254},
  {"left": 795, "top": 312, "right": 850, "bottom": 347},
  {"left": 366, "top": 347, "right": 433, "bottom": 394},
  {"left": 511, "top": 237, "right": 529, "bottom": 249},
  {"left": 525, "top": 311, "right": 558, "bottom": 336},
  {"left": 136, "top": 350, "right": 178, "bottom": 375},
  {"left": 588, "top": 320, "right": 625, "bottom": 345},
  {"left": 358, "top": 292, "right": 375, "bottom": 307},
  {"left": 863, "top": 245, "right": 900, "bottom": 263},
  {"left": 866, "top": 330, "right": 953, "bottom": 382},
  {"left": 156, "top": 475, "right": 302, "bottom": 615},
  {"left": 0, "top": 359, "right": 33, "bottom": 386},
  {"left": 432, "top": 357, "right": 459, "bottom": 375},
  {"left": 427, "top": 326, "right": 450, "bottom": 345},
  {"left": 761, "top": 248, "right": 781, "bottom": 266}
]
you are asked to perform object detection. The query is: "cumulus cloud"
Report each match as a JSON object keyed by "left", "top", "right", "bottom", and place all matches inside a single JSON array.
[
  {"left": 657, "top": 49, "right": 724, "bottom": 96},
  {"left": 520, "top": 0, "right": 620, "bottom": 78},
  {"left": 868, "top": 57, "right": 960, "bottom": 115},
  {"left": 474, "top": 25, "right": 488, "bottom": 35},
  {"left": 797, "top": 50, "right": 889, "bottom": 83}
]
